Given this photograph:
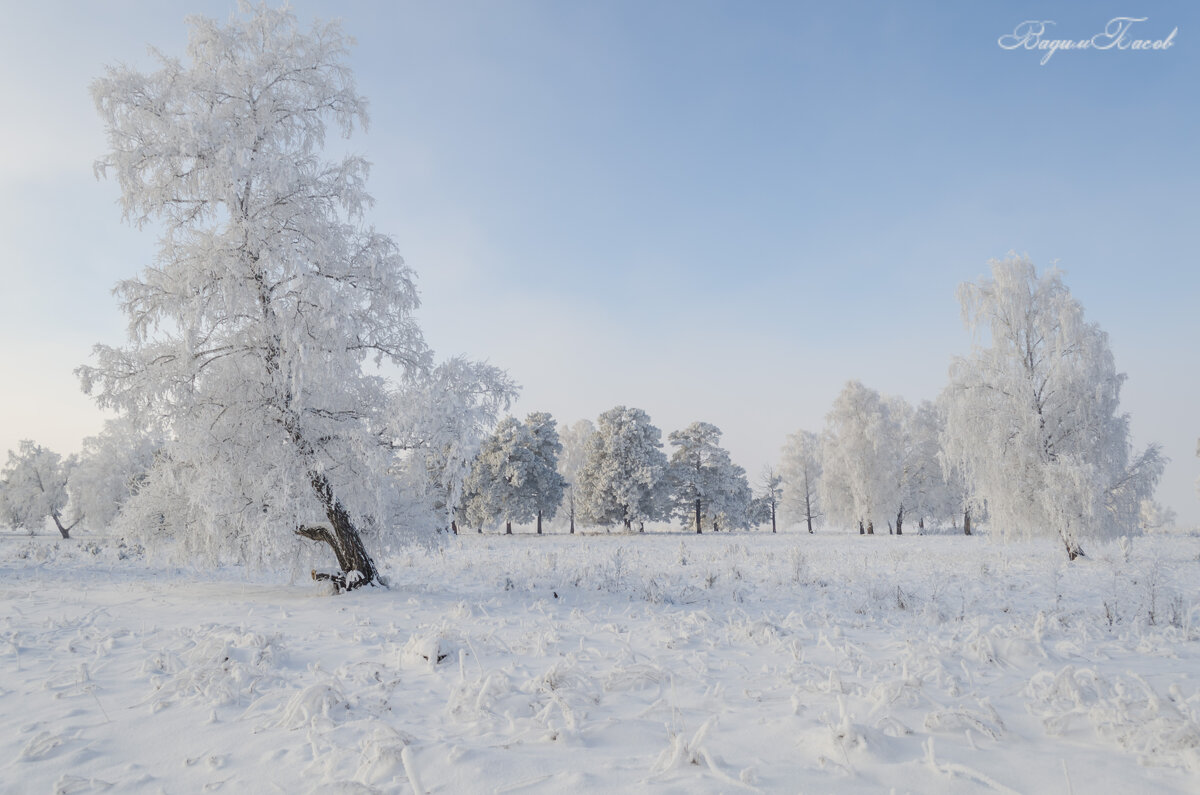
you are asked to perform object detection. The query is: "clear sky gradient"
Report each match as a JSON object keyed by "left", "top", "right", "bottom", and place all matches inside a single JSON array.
[{"left": 2, "top": 1, "right": 1197, "bottom": 526}]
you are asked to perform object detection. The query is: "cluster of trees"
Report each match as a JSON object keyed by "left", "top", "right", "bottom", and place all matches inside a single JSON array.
[
  {"left": 0, "top": 418, "right": 162, "bottom": 540},
  {"left": 455, "top": 409, "right": 772, "bottom": 535},
  {"left": 0, "top": 8, "right": 1173, "bottom": 592},
  {"left": 49, "top": 7, "right": 520, "bottom": 589},
  {"left": 777, "top": 256, "right": 1165, "bottom": 559}
]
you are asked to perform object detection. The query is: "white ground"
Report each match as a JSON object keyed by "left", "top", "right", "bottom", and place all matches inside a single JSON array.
[{"left": 2, "top": 529, "right": 1199, "bottom": 794}]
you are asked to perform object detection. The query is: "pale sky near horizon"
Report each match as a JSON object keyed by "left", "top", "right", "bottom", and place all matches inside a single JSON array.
[{"left": 1, "top": 1, "right": 1197, "bottom": 526}]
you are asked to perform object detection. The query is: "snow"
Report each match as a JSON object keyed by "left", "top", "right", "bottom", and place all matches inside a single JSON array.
[{"left": 3, "top": 530, "right": 1199, "bottom": 793}]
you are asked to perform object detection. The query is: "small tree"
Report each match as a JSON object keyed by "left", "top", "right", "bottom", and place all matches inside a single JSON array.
[
  {"left": 819, "top": 382, "right": 902, "bottom": 535},
  {"left": 557, "top": 419, "right": 595, "bottom": 534},
  {"left": 395, "top": 358, "right": 517, "bottom": 534},
  {"left": 459, "top": 412, "right": 565, "bottom": 534},
  {"left": 1, "top": 441, "right": 80, "bottom": 539},
  {"left": 757, "top": 467, "right": 783, "bottom": 533},
  {"left": 461, "top": 418, "right": 531, "bottom": 534},
  {"left": 523, "top": 412, "right": 566, "bottom": 534},
  {"left": 576, "top": 406, "right": 669, "bottom": 532},
  {"left": 942, "top": 256, "right": 1163, "bottom": 559},
  {"left": 68, "top": 417, "right": 163, "bottom": 533},
  {"left": 707, "top": 461, "right": 753, "bottom": 532},
  {"left": 666, "top": 422, "right": 729, "bottom": 534},
  {"left": 781, "top": 430, "right": 822, "bottom": 533},
  {"left": 900, "top": 400, "right": 955, "bottom": 533}
]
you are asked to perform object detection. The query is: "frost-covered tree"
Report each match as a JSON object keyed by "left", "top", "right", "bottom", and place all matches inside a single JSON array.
[
  {"left": 667, "top": 422, "right": 725, "bottom": 534},
  {"left": 941, "top": 256, "right": 1163, "bottom": 559},
  {"left": 556, "top": 419, "right": 595, "bottom": 534},
  {"left": 460, "top": 413, "right": 564, "bottom": 534},
  {"left": 0, "top": 441, "right": 80, "bottom": 539},
  {"left": 885, "top": 396, "right": 916, "bottom": 535},
  {"left": 934, "top": 388, "right": 979, "bottom": 536},
  {"left": 707, "top": 461, "right": 753, "bottom": 532},
  {"left": 781, "top": 429, "right": 822, "bottom": 533},
  {"left": 665, "top": 422, "right": 752, "bottom": 533},
  {"left": 68, "top": 417, "right": 163, "bottom": 533},
  {"left": 523, "top": 412, "right": 566, "bottom": 534},
  {"left": 576, "top": 406, "right": 669, "bottom": 532},
  {"left": 393, "top": 357, "right": 517, "bottom": 534},
  {"left": 82, "top": 7, "right": 432, "bottom": 589},
  {"left": 460, "top": 418, "right": 530, "bottom": 534},
  {"left": 757, "top": 467, "right": 783, "bottom": 533},
  {"left": 1139, "top": 500, "right": 1177, "bottom": 534},
  {"left": 819, "top": 382, "right": 903, "bottom": 535},
  {"left": 900, "top": 400, "right": 955, "bottom": 532}
]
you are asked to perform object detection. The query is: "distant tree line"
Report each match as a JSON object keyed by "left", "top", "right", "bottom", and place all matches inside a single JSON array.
[{"left": 456, "top": 409, "right": 772, "bottom": 535}]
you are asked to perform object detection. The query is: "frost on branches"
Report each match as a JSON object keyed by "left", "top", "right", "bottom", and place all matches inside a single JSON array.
[
  {"left": 392, "top": 357, "right": 518, "bottom": 535},
  {"left": 0, "top": 442, "right": 80, "bottom": 539},
  {"left": 80, "top": 6, "right": 437, "bottom": 589},
  {"left": 67, "top": 417, "right": 163, "bottom": 533},
  {"left": 556, "top": 419, "right": 596, "bottom": 534},
  {"left": 666, "top": 422, "right": 752, "bottom": 533},
  {"left": 459, "top": 414, "right": 565, "bottom": 534},
  {"left": 781, "top": 430, "right": 822, "bottom": 534},
  {"left": 819, "top": 382, "right": 903, "bottom": 535},
  {"left": 576, "top": 407, "right": 669, "bottom": 532},
  {"left": 941, "top": 256, "right": 1163, "bottom": 559}
]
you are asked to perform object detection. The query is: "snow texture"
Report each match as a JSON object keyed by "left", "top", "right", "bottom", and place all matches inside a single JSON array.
[{"left": 3, "top": 530, "right": 1199, "bottom": 793}]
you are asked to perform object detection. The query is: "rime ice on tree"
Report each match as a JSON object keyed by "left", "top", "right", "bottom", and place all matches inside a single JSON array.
[{"left": 82, "top": 7, "right": 435, "bottom": 588}]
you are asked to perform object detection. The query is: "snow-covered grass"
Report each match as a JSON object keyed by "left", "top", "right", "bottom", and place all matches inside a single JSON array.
[{"left": 3, "top": 530, "right": 1199, "bottom": 793}]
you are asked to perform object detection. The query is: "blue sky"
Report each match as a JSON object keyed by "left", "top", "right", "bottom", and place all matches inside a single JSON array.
[{"left": 1, "top": 1, "right": 1197, "bottom": 525}]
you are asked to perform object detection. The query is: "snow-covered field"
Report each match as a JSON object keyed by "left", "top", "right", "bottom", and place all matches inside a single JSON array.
[{"left": 3, "top": 530, "right": 1199, "bottom": 794}]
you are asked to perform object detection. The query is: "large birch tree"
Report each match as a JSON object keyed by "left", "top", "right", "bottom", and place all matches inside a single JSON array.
[
  {"left": 941, "top": 256, "right": 1163, "bottom": 559},
  {"left": 82, "top": 6, "right": 431, "bottom": 589}
]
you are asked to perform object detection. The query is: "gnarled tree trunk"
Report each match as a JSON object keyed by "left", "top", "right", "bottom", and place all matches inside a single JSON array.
[
  {"left": 295, "top": 473, "right": 379, "bottom": 593},
  {"left": 51, "top": 511, "right": 79, "bottom": 540}
]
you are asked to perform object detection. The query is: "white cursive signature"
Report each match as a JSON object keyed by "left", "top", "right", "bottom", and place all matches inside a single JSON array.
[{"left": 999, "top": 17, "right": 1178, "bottom": 65}]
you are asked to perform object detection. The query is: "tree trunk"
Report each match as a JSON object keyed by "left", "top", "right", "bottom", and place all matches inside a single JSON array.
[
  {"left": 296, "top": 474, "right": 379, "bottom": 592},
  {"left": 895, "top": 506, "right": 903, "bottom": 536},
  {"left": 537, "top": 510, "right": 543, "bottom": 535},
  {"left": 859, "top": 520, "right": 865, "bottom": 535},
  {"left": 963, "top": 508, "right": 971, "bottom": 536},
  {"left": 623, "top": 518, "right": 631, "bottom": 532},
  {"left": 451, "top": 520, "right": 458, "bottom": 535},
  {"left": 639, "top": 521, "right": 645, "bottom": 533},
  {"left": 569, "top": 510, "right": 575, "bottom": 535},
  {"left": 695, "top": 498, "right": 702, "bottom": 534},
  {"left": 50, "top": 511, "right": 78, "bottom": 540},
  {"left": 1061, "top": 530, "right": 1085, "bottom": 561},
  {"left": 771, "top": 503, "right": 776, "bottom": 534},
  {"left": 918, "top": 517, "right": 924, "bottom": 532},
  {"left": 506, "top": 520, "right": 512, "bottom": 535}
]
